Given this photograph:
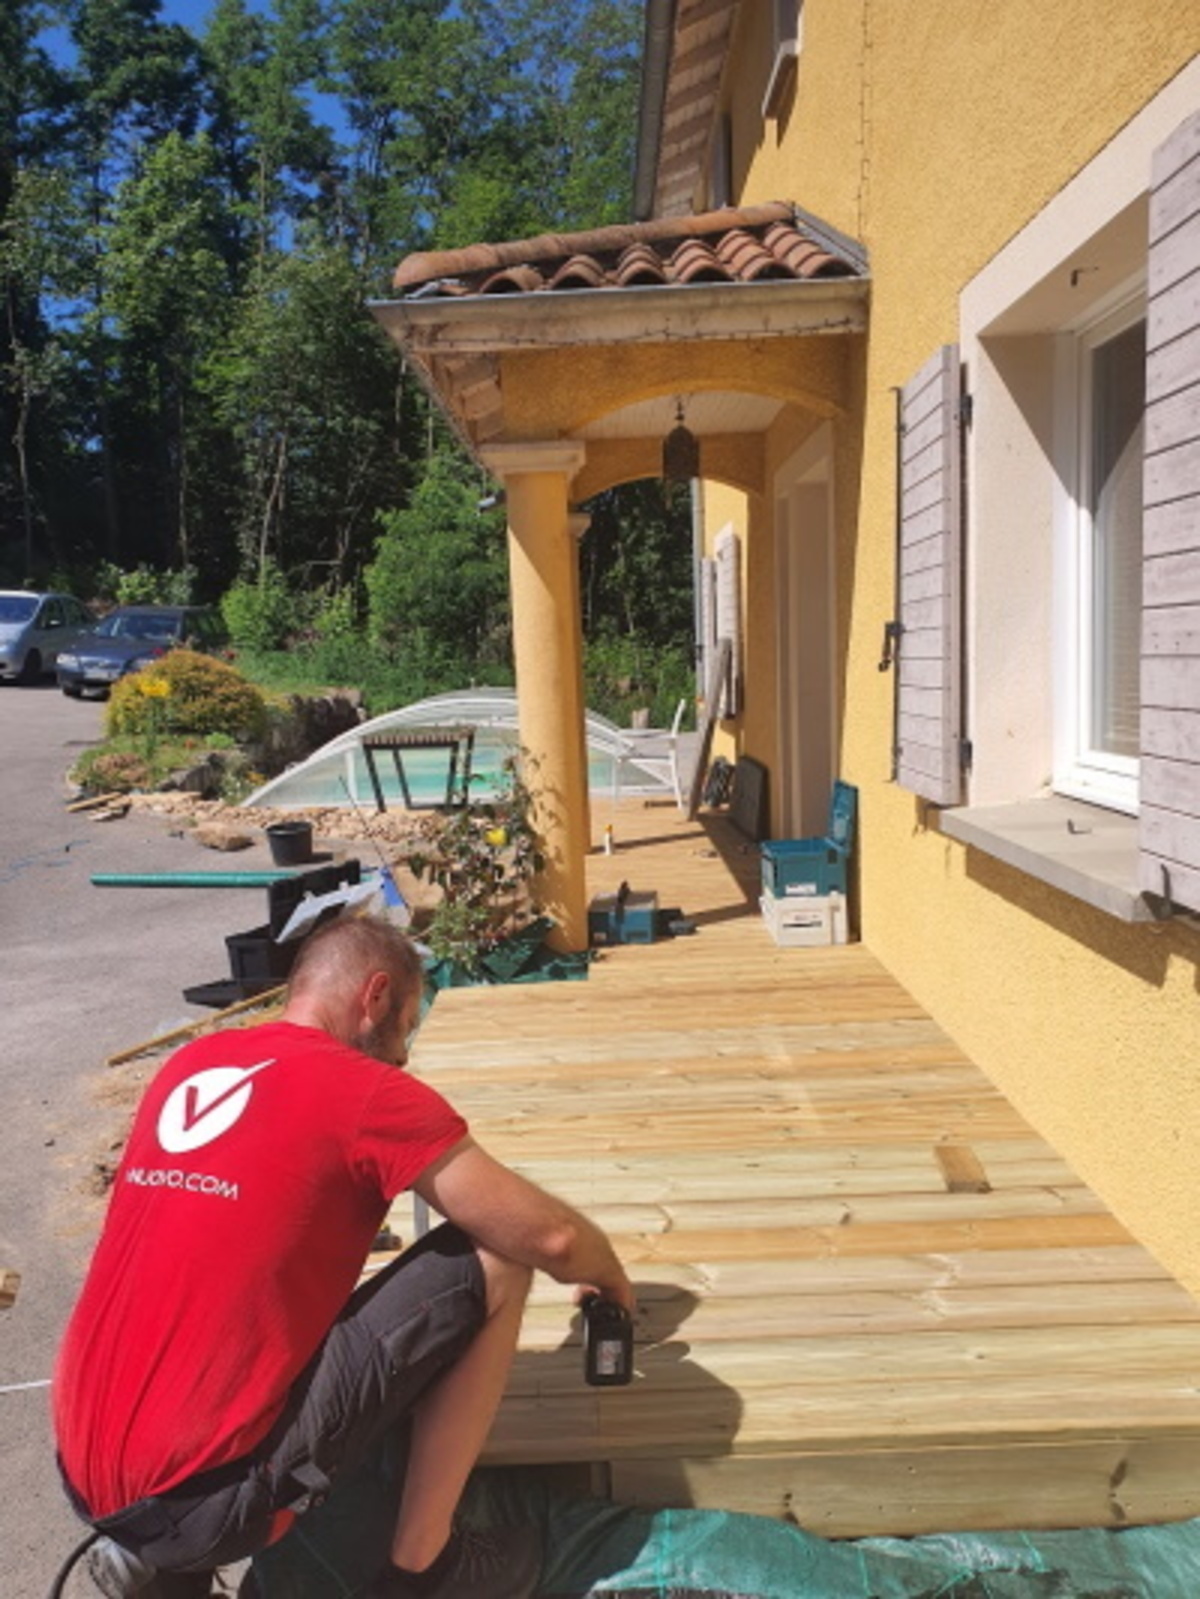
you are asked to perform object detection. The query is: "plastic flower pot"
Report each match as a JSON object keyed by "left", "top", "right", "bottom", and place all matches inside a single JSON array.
[{"left": 265, "top": 820, "right": 314, "bottom": 867}]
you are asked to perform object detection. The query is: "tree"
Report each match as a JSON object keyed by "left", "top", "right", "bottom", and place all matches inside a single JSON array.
[
  {"left": 365, "top": 444, "right": 508, "bottom": 667},
  {"left": 0, "top": 0, "right": 74, "bottom": 576},
  {"left": 209, "top": 235, "right": 409, "bottom": 589},
  {"left": 203, "top": 0, "right": 334, "bottom": 265},
  {"left": 0, "top": 166, "right": 81, "bottom": 574},
  {"left": 105, "top": 132, "right": 233, "bottom": 569}
]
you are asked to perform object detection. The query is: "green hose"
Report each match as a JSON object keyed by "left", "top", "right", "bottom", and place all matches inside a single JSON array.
[{"left": 90, "top": 871, "right": 299, "bottom": 888}]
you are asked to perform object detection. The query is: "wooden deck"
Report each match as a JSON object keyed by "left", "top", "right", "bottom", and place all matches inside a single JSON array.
[{"left": 390, "top": 799, "right": 1200, "bottom": 1537}]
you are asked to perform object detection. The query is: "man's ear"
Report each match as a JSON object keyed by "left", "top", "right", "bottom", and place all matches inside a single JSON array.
[{"left": 363, "top": 969, "right": 391, "bottom": 1018}]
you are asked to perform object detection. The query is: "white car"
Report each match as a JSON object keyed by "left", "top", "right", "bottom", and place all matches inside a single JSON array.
[{"left": 0, "top": 590, "right": 94, "bottom": 683}]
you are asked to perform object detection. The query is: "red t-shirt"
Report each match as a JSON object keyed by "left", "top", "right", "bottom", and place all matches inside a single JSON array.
[{"left": 54, "top": 1021, "right": 467, "bottom": 1517}]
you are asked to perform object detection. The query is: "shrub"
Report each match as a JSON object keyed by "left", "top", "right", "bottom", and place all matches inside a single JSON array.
[
  {"left": 313, "top": 585, "right": 359, "bottom": 643},
  {"left": 71, "top": 733, "right": 236, "bottom": 794},
  {"left": 404, "top": 758, "right": 545, "bottom": 976},
  {"left": 220, "top": 562, "right": 299, "bottom": 651},
  {"left": 584, "top": 635, "right": 694, "bottom": 727},
  {"left": 73, "top": 747, "right": 153, "bottom": 793},
  {"left": 106, "top": 650, "right": 268, "bottom": 741},
  {"left": 94, "top": 562, "right": 196, "bottom": 606}
]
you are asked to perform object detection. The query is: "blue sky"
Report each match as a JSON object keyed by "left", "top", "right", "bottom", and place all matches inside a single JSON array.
[{"left": 42, "top": 0, "right": 348, "bottom": 144}]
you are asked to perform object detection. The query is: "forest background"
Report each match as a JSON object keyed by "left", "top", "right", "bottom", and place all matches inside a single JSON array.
[{"left": 0, "top": 0, "right": 694, "bottom": 722}]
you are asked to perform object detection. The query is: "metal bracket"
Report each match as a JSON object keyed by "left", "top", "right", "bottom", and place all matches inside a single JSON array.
[
  {"left": 1140, "top": 863, "right": 1179, "bottom": 924},
  {"left": 878, "top": 619, "right": 903, "bottom": 672}
]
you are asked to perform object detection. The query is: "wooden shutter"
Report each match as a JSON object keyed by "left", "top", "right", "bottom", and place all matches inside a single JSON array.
[
  {"left": 893, "top": 344, "right": 964, "bottom": 805},
  {"left": 1141, "top": 110, "right": 1200, "bottom": 913},
  {"left": 715, "top": 525, "right": 743, "bottom": 717},
  {"left": 698, "top": 555, "right": 717, "bottom": 706}
]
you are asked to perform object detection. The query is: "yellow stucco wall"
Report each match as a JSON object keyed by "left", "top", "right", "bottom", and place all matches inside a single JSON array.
[{"left": 717, "top": 3, "right": 1200, "bottom": 1290}]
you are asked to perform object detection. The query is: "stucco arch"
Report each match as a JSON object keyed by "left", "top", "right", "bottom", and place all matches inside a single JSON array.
[
  {"left": 500, "top": 335, "right": 852, "bottom": 441},
  {"left": 574, "top": 434, "right": 766, "bottom": 502}
]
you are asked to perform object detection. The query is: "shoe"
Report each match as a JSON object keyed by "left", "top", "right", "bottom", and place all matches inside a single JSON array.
[
  {"left": 86, "top": 1536, "right": 213, "bottom": 1598},
  {"left": 86, "top": 1538, "right": 158, "bottom": 1597},
  {"left": 368, "top": 1524, "right": 541, "bottom": 1599}
]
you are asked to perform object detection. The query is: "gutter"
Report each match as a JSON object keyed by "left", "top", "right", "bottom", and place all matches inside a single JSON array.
[{"left": 632, "top": 0, "right": 677, "bottom": 222}]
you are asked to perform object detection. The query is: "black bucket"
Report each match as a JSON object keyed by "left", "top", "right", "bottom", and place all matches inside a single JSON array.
[{"left": 266, "top": 820, "right": 314, "bottom": 867}]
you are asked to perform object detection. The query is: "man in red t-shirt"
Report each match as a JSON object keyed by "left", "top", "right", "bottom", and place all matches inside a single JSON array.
[{"left": 55, "top": 915, "right": 634, "bottom": 1599}]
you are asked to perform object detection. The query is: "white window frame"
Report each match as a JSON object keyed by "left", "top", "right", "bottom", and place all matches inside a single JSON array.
[{"left": 1053, "top": 280, "right": 1146, "bottom": 815}]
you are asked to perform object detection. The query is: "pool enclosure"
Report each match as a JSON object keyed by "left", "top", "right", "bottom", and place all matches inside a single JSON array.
[{"left": 242, "top": 689, "right": 679, "bottom": 811}]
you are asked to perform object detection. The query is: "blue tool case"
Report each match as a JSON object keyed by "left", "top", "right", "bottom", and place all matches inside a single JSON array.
[{"left": 760, "top": 781, "right": 857, "bottom": 898}]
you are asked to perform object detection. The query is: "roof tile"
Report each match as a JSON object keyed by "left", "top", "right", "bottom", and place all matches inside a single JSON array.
[{"left": 392, "top": 203, "right": 865, "bottom": 299}]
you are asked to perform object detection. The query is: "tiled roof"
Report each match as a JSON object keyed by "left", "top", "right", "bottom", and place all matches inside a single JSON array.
[{"left": 392, "top": 202, "right": 866, "bottom": 299}]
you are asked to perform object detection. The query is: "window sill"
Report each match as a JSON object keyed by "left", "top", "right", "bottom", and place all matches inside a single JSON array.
[{"left": 940, "top": 795, "right": 1152, "bottom": 922}]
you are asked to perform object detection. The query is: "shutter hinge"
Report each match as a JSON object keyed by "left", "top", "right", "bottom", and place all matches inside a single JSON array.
[
  {"left": 878, "top": 619, "right": 903, "bottom": 672},
  {"left": 958, "top": 392, "right": 974, "bottom": 429},
  {"left": 959, "top": 737, "right": 973, "bottom": 772}
]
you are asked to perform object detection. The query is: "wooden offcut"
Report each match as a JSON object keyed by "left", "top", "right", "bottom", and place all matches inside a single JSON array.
[
  {"left": 935, "top": 1142, "right": 992, "bottom": 1193},
  {"left": 395, "top": 799, "right": 1200, "bottom": 1537},
  {"left": 106, "top": 984, "right": 286, "bottom": 1065}
]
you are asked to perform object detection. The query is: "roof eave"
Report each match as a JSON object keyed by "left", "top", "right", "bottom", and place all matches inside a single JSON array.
[
  {"left": 632, "top": 0, "right": 678, "bottom": 221},
  {"left": 369, "top": 276, "right": 870, "bottom": 361}
]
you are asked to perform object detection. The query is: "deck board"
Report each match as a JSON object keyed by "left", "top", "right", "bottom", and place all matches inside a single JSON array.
[{"left": 388, "top": 800, "right": 1200, "bottom": 1535}]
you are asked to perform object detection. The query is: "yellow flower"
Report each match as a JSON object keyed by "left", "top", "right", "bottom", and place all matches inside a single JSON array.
[
  {"left": 485, "top": 826, "right": 509, "bottom": 847},
  {"left": 138, "top": 677, "right": 171, "bottom": 698}
]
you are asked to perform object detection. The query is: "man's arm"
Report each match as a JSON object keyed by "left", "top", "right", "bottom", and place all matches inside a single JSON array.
[{"left": 414, "top": 1136, "right": 634, "bottom": 1312}]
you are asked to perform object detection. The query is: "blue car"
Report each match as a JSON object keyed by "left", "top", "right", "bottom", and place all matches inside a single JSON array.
[
  {"left": 0, "top": 590, "right": 94, "bottom": 683},
  {"left": 56, "top": 605, "right": 225, "bottom": 698}
]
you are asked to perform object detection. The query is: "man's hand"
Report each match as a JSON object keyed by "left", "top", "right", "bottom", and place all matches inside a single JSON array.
[{"left": 415, "top": 1137, "right": 634, "bottom": 1312}]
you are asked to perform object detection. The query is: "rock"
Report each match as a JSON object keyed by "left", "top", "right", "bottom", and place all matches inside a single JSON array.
[
  {"left": 160, "top": 752, "right": 227, "bottom": 798},
  {"left": 89, "top": 801, "right": 131, "bottom": 822},
  {"left": 248, "top": 693, "right": 362, "bottom": 775},
  {"left": 194, "top": 822, "right": 255, "bottom": 852}
]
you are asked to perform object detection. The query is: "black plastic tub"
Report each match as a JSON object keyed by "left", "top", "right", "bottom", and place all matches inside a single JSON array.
[{"left": 265, "top": 820, "right": 314, "bottom": 866}]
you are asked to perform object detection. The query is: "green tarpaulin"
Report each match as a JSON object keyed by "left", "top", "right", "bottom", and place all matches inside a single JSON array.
[{"left": 251, "top": 1453, "right": 1200, "bottom": 1598}]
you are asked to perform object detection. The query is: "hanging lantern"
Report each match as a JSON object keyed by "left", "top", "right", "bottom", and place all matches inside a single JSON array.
[{"left": 662, "top": 398, "right": 699, "bottom": 483}]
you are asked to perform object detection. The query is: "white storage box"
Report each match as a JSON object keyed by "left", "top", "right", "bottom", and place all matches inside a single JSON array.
[{"left": 760, "top": 889, "right": 848, "bottom": 947}]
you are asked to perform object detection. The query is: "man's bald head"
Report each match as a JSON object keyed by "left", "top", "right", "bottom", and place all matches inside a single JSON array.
[{"left": 284, "top": 915, "right": 424, "bottom": 1063}]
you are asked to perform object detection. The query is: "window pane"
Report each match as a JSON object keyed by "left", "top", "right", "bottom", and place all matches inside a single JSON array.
[{"left": 1089, "top": 319, "right": 1144, "bottom": 759}]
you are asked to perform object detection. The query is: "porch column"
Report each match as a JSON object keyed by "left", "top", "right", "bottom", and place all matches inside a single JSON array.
[{"left": 481, "top": 441, "right": 589, "bottom": 950}]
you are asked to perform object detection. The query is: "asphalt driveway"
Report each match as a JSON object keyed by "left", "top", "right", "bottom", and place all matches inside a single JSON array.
[{"left": 0, "top": 681, "right": 292, "bottom": 1595}]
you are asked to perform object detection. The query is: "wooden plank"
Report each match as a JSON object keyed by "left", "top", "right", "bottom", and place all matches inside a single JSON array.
[
  {"left": 1141, "top": 756, "right": 1200, "bottom": 813},
  {"left": 1150, "top": 109, "right": 1200, "bottom": 222},
  {"left": 1142, "top": 706, "right": 1200, "bottom": 763},
  {"left": 1147, "top": 274, "right": 1200, "bottom": 359},
  {"left": 1142, "top": 650, "right": 1200, "bottom": 708},
  {"left": 403, "top": 799, "right": 1200, "bottom": 1531},
  {"left": 610, "top": 1435, "right": 1200, "bottom": 1535},
  {"left": 1145, "top": 495, "right": 1200, "bottom": 558},
  {"left": 1141, "top": 805, "right": 1200, "bottom": 873}
]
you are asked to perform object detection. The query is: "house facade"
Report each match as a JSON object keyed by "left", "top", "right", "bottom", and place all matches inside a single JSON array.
[{"left": 376, "top": 4, "right": 1200, "bottom": 1294}]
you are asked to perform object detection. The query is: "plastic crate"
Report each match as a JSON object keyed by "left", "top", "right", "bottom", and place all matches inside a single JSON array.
[
  {"left": 267, "top": 860, "right": 361, "bottom": 936},
  {"left": 760, "top": 890, "right": 848, "bottom": 947},
  {"left": 226, "top": 924, "right": 300, "bottom": 983}
]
